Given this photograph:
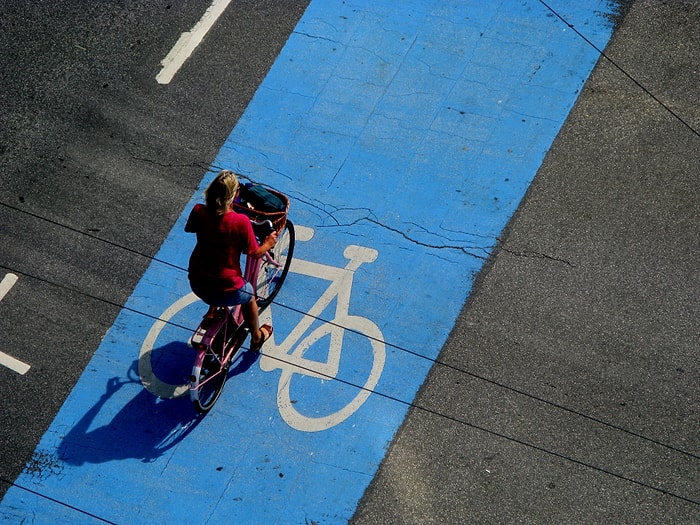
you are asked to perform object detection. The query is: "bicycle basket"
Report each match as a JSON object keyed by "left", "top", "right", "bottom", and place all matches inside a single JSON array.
[{"left": 233, "top": 183, "right": 289, "bottom": 231}]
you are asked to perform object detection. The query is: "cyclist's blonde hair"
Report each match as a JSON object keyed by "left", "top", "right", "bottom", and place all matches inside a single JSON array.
[{"left": 205, "top": 170, "right": 240, "bottom": 215}]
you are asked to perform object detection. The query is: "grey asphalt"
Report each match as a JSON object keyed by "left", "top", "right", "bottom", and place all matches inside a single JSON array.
[
  {"left": 352, "top": 1, "right": 699, "bottom": 523},
  {"left": 1, "top": 0, "right": 697, "bottom": 523}
]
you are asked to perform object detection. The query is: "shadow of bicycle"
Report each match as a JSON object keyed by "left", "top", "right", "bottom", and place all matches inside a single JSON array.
[
  {"left": 56, "top": 361, "right": 197, "bottom": 466},
  {"left": 58, "top": 343, "right": 260, "bottom": 466}
]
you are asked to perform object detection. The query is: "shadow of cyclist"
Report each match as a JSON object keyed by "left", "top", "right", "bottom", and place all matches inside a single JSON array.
[
  {"left": 58, "top": 343, "right": 260, "bottom": 466},
  {"left": 228, "top": 345, "right": 260, "bottom": 376},
  {"left": 57, "top": 360, "right": 201, "bottom": 466},
  {"left": 143, "top": 338, "right": 260, "bottom": 394}
]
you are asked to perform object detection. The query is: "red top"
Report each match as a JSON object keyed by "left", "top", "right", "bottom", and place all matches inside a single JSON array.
[{"left": 185, "top": 204, "right": 258, "bottom": 292}]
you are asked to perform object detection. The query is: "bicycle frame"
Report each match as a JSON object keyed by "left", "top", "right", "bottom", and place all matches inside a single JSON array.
[{"left": 189, "top": 306, "right": 244, "bottom": 390}]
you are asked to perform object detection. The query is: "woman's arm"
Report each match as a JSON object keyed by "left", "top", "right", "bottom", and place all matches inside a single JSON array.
[
  {"left": 249, "top": 231, "right": 278, "bottom": 258},
  {"left": 184, "top": 204, "right": 203, "bottom": 233}
]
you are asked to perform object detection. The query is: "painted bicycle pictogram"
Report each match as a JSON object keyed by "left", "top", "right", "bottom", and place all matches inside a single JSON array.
[
  {"left": 138, "top": 225, "right": 386, "bottom": 432},
  {"left": 258, "top": 225, "right": 386, "bottom": 431}
]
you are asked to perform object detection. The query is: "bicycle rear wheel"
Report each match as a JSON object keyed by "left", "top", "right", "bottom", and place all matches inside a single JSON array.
[
  {"left": 256, "top": 220, "right": 295, "bottom": 310},
  {"left": 190, "top": 323, "right": 231, "bottom": 413},
  {"left": 191, "top": 352, "right": 227, "bottom": 413}
]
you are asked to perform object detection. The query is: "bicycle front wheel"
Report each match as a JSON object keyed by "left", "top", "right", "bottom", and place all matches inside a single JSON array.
[{"left": 256, "top": 220, "right": 295, "bottom": 310}]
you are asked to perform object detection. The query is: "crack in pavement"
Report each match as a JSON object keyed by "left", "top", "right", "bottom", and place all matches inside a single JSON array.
[{"left": 500, "top": 245, "right": 575, "bottom": 267}]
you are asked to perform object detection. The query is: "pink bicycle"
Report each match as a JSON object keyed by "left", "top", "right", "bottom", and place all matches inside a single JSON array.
[{"left": 188, "top": 187, "right": 295, "bottom": 413}]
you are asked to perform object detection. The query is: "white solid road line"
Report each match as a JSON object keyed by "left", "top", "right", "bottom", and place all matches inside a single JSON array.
[
  {"left": 1, "top": 272, "right": 31, "bottom": 375},
  {"left": 156, "top": 0, "right": 233, "bottom": 84},
  {"left": 0, "top": 351, "right": 31, "bottom": 375},
  {"left": 0, "top": 272, "right": 18, "bottom": 302}
]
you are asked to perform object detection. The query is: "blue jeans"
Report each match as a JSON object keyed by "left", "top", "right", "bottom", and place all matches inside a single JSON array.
[{"left": 191, "top": 281, "right": 254, "bottom": 307}]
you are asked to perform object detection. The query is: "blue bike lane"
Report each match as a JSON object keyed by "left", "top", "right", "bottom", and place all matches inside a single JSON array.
[{"left": 2, "top": 1, "right": 617, "bottom": 523}]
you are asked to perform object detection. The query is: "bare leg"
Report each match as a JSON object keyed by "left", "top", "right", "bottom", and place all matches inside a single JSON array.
[{"left": 241, "top": 298, "right": 261, "bottom": 344}]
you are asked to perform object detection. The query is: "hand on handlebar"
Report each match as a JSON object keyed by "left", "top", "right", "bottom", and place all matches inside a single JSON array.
[
  {"left": 262, "top": 230, "right": 278, "bottom": 250},
  {"left": 250, "top": 228, "right": 278, "bottom": 258}
]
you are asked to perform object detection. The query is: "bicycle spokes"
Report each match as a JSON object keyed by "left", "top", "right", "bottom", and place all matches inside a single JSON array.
[{"left": 189, "top": 309, "right": 246, "bottom": 414}]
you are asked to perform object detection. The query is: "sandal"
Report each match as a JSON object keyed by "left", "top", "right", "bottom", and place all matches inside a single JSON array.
[{"left": 250, "top": 324, "right": 273, "bottom": 352}]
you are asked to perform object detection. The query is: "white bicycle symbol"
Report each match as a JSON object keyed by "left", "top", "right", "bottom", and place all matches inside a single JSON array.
[{"left": 139, "top": 225, "right": 386, "bottom": 432}]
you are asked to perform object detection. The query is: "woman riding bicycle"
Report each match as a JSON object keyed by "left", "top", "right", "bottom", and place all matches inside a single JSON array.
[{"left": 185, "top": 170, "right": 277, "bottom": 351}]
